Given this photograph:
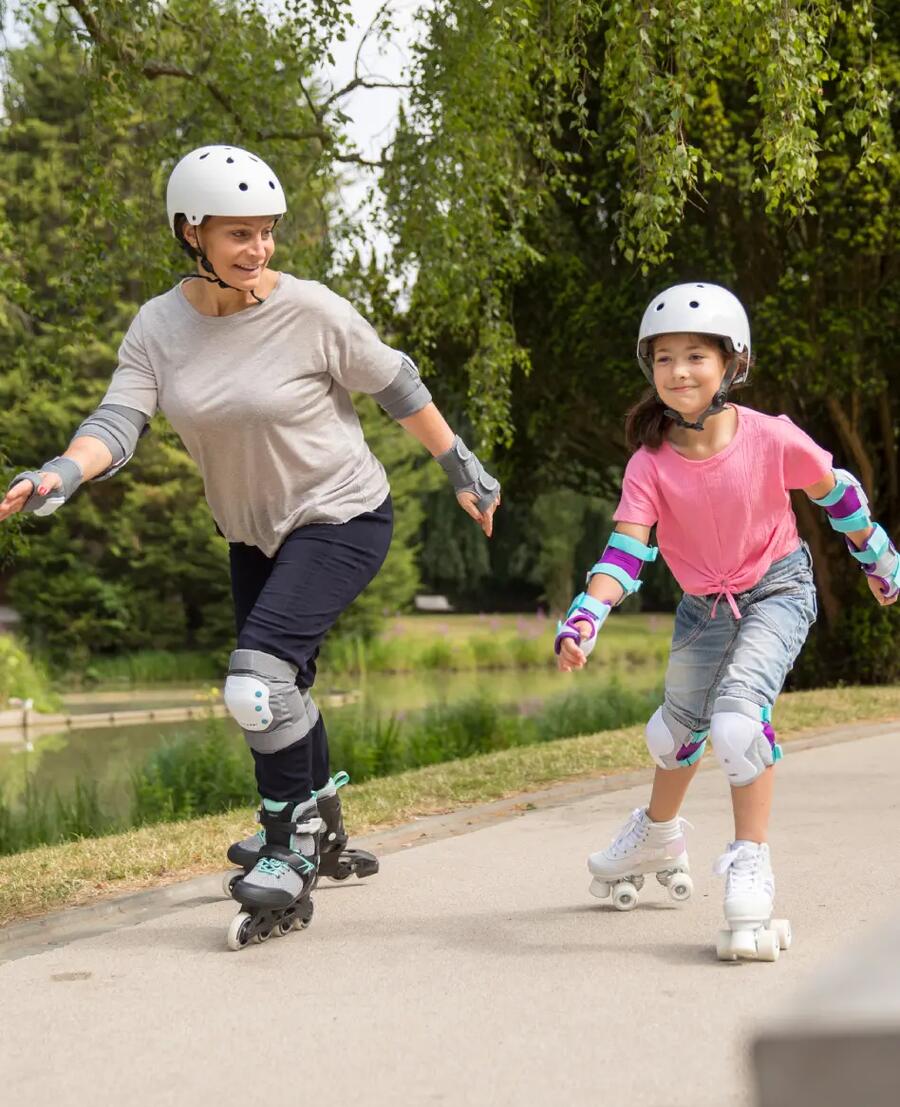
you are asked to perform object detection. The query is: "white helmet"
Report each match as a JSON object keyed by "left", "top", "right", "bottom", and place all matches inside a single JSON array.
[
  {"left": 636, "top": 282, "right": 751, "bottom": 385},
  {"left": 166, "top": 145, "right": 286, "bottom": 236}
]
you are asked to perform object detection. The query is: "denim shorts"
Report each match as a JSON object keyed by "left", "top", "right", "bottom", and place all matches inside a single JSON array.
[{"left": 664, "top": 543, "right": 817, "bottom": 730}]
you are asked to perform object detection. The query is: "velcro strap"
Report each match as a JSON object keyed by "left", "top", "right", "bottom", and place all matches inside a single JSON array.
[
  {"left": 848, "top": 523, "right": 890, "bottom": 564},
  {"left": 827, "top": 507, "right": 871, "bottom": 534},
  {"left": 812, "top": 480, "right": 849, "bottom": 509},
  {"left": 606, "top": 531, "right": 659, "bottom": 562},
  {"left": 589, "top": 562, "right": 643, "bottom": 594},
  {"left": 564, "top": 592, "right": 610, "bottom": 622}
]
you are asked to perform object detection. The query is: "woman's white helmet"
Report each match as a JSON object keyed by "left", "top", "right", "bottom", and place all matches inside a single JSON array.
[
  {"left": 636, "top": 283, "right": 751, "bottom": 385},
  {"left": 166, "top": 145, "right": 286, "bottom": 236}
]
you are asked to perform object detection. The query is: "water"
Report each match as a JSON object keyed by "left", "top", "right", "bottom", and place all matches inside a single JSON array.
[{"left": 0, "top": 662, "right": 663, "bottom": 818}]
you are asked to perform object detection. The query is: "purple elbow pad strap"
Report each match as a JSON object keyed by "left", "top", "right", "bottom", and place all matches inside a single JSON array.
[
  {"left": 588, "top": 532, "right": 658, "bottom": 596},
  {"left": 554, "top": 593, "right": 611, "bottom": 656},
  {"left": 812, "top": 469, "right": 872, "bottom": 534}
]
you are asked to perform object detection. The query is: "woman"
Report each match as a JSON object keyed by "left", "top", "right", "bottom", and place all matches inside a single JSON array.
[{"left": 1, "top": 145, "right": 501, "bottom": 948}]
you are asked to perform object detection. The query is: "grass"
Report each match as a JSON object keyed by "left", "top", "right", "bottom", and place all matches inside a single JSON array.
[{"left": 0, "top": 684, "right": 898, "bottom": 927}]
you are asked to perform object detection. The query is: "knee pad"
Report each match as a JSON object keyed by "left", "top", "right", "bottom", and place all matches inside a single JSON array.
[
  {"left": 645, "top": 707, "right": 708, "bottom": 770},
  {"left": 709, "top": 697, "right": 782, "bottom": 787},
  {"left": 224, "top": 649, "right": 319, "bottom": 755}
]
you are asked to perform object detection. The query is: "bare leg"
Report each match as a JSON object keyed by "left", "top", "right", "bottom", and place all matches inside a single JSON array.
[
  {"left": 647, "top": 761, "right": 702, "bottom": 822},
  {"left": 730, "top": 765, "right": 774, "bottom": 843}
]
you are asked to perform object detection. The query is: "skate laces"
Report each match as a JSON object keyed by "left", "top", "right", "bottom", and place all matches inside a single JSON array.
[
  {"left": 714, "top": 844, "right": 765, "bottom": 894},
  {"left": 255, "top": 855, "right": 315, "bottom": 878},
  {"left": 609, "top": 809, "right": 651, "bottom": 857}
]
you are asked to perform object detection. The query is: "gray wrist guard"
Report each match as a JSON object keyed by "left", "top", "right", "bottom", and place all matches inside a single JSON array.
[
  {"left": 9, "top": 457, "right": 83, "bottom": 516},
  {"left": 435, "top": 435, "right": 501, "bottom": 512}
]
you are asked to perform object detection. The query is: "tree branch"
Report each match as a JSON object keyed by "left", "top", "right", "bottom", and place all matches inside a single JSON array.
[{"left": 825, "top": 392, "right": 875, "bottom": 501}]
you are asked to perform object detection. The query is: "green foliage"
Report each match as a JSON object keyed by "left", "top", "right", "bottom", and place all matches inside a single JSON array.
[{"left": 0, "top": 634, "right": 58, "bottom": 710}]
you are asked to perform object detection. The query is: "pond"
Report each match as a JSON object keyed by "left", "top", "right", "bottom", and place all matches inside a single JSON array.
[{"left": 0, "top": 658, "right": 667, "bottom": 819}]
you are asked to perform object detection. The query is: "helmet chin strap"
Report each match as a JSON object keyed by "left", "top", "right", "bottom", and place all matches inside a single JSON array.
[
  {"left": 661, "top": 356, "right": 739, "bottom": 432},
  {"left": 184, "top": 227, "right": 267, "bottom": 304}
]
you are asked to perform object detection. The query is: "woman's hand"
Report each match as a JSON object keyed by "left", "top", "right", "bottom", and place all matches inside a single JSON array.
[
  {"left": 0, "top": 472, "right": 62, "bottom": 522},
  {"left": 456, "top": 490, "right": 501, "bottom": 538}
]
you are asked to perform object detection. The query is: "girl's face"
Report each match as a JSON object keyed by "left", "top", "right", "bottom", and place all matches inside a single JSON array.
[
  {"left": 651, "top": 333, "right": 727, "bottom": 418},
  {"left": 186, "top": 215, "right": 276, "bottom": 290}
]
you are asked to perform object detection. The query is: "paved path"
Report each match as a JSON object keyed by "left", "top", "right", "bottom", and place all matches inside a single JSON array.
[{"left": 2, "top": 724, "right": 899, "bottom": 1107}]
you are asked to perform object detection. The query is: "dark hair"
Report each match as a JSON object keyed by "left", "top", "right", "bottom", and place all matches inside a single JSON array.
[
  {"left": 173, "top": 213, "right": 207, "bottom": 261},
  {"left": 624, "top": 333, "right": 752, "bottom": 453}
]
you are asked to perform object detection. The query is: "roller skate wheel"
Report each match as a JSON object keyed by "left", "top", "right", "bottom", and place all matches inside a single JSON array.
[
  {"left": 291, "top": 900, "right": 315, "bottom": 930},
  {"left": 226, "top": 911, "right": 254, "bottom": 952},
  {"left": 222, "top": 870, "right": 244, "bottom": 899},
  {"left": 612, "top": 882, "right": 639, "bottom": 911},
  {"left": 756, "top": 928, "right": 780, "bottom": 962},
  {"left": 276, "top": 917, "right": 293, "bottom": 937},
  {"left": 772, "top": 918, "right": 792, "bottom": 950},
  {"left": 716, "top": 929, "right": 737, "bottom": 961},
  {"left": 667, "top": 872, "right": 693, "bottom": 903},
  {"left": 589, "top": 879, "right": 611, "bottom": 900},
  {"left": 255, "top": 927, "right": 272, "bottom": 943}
]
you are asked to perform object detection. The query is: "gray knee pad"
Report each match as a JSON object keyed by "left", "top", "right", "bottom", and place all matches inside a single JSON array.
[
  {"left": 645, "top": 706, "right": 708, "bottom": 770},
  {"left": 224, "top": 649, "right": 319, "bottom": 754},
  {"left": 709, "top": 697, "right": 781, "bottom": 787}
]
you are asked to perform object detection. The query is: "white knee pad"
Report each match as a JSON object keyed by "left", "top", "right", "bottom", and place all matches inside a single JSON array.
[
  {"left": 645, "top": 707, "right": 708, "bottom": 770},
  {"left": 224, "top": 649, "right": 319, "bottom": 755},
  {"left": 709, "top": 698, "right": 780, "bottom": 787}
]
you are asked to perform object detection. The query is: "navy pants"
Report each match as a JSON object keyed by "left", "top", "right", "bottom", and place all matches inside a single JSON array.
[{"left": 229, "top": 496, "right": 393, "bottom": 802}]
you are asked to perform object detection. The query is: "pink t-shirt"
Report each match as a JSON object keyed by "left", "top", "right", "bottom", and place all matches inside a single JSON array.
[{"left": 613, "top": 405, "right": 832, "bottom": 604}]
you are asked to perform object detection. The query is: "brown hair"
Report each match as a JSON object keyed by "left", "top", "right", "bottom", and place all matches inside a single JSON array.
[
  {"left": 173, "top": 213, "right": 208, "bottom": 261},
  {"left": 624, "top": 334, "right": 752, "bottom": 453}
]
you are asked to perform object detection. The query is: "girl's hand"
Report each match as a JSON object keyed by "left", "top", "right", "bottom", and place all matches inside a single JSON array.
[
  {"left": 866, "top": 575, "right": 898, "bottom": 606},
  {"left": 0, "top": 472, "right": 62, "bottom": 522},
  {"left": 556, "top": 619, "right": 593, "bottom": 672},
  {"left": 457, "top": 490, "right": 501, "bottom": 538}
]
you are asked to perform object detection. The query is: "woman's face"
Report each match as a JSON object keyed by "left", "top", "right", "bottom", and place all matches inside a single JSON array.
[
  {"left": 651, "top": 333, "right": 727, "bottom": 420},
  {"left": 186, "top": 215, "right": 277, "bottom": 290}
]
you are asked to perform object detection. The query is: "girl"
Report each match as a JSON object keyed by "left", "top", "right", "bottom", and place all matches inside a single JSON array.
[
  {"left": 554, "top": 283, "right": 898, "bottom": 961},
  {"left": 1, "top": 145, "right": 501, "bottom": 949}
]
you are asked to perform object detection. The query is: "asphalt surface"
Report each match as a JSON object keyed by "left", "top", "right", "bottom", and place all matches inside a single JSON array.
[{"left": 2, "top": 722, "right": 899, "bottom": 1107}]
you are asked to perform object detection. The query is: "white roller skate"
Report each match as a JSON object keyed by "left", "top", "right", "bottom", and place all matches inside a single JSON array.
[
  {"left": 714, "top": 841, "right": 791, "bottom": 962},
  {"left": 587, "top": 807, "right": 693, "bottom": 911}
]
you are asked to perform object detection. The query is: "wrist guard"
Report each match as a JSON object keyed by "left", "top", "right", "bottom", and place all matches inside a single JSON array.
[
  {"left": 554, "top": 593, "right": 611, "bottom": 658},
  {"left": 8, "top": 457, "right": 83, "bottom": 516},
  {"left": 436, "top": 435, "right": 500, "bottom": 512}
]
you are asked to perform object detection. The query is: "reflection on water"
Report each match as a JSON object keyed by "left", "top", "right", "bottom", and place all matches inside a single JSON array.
[{"left": 0, "top": 661, "right": 662, "bottom": 817}]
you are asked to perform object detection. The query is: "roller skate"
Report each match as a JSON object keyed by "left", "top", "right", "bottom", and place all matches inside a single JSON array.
[
  {"left": 225, "top": 797, "right": 321, "bottom": 952},
  {"left": 587, "top": 807, "right": 693, "bottom": 911},
  {"left": 222, "top": 771, "right": 378, "bottom": 897},
  {"left": 714, "top": 841, "right": 791, "bottom": 962}
]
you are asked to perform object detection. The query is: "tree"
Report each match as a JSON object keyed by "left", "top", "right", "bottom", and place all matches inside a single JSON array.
[{"left": 381, "top": 0, "right": 899, "bottom": 681}]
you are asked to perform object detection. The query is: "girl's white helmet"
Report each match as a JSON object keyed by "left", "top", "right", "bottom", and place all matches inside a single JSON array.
[
  {"left": 166, "top": 145, "right": 286, "bottom": 236},
  {"left": 636, "top": 283, "right": 751, "bottom": 384}
]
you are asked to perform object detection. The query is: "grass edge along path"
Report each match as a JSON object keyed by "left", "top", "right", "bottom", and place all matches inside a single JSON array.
[{"left": 1, "top": 685, "right": 898, "bottom": 928}]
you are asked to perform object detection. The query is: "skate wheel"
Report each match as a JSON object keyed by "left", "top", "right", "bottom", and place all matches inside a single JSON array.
[
  {"left": 276, "top": 917, "right": 293, "bottom": 937},
  {"left": 222, "top": 870, "right": 244, "bottom": 899},
  {"left": 771, "top": 918, "right": 792, "bottom": 950},
  {"left": 291, "top": 900, "right": 315, "bottom": 930},
  {"left": 667, "top": 872, "right": 693, "bottom": 903},
  {"left": 589, "top": 879, "right": 611, "bottom": 900},
  {"left": 716, "top": 929, "right": 737, "bottom": 961},
  {"left": 255, "top": 927, "right": 272, "bottom": 943},
  {"left": 612, "top": 882, "right": 639, "bottom": 911},
  {"left": 756, "top": 928, "right": 780, "bottom": 962},
  {"left": 226, "top": 911, "right": 253, "bottom": 952}
]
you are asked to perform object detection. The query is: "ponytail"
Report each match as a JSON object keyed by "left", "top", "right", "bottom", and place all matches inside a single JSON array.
[{"left": 625, "top": 388, "right": 669, "bottom": 452}]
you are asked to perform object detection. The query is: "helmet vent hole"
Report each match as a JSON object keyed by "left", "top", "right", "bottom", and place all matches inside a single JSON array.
[
  {"left": 696, "top": 283, "right": 704, "bottom": 287},
  {"left": 689, "top": 300, "right": 700, "bottom": 308},
  {"left": 269, "top": 181, "right": 276, "bottom": 189},
  {"left": 226, "top": 157, "right": 234, "bottom": 164},
  {"left": 199, "top": 153, "right": 209, "bottom": 159},
  {"left": 655, "top": 302, "right": 665, "bottom": 311},
  {"left": 250, "top": 156, "right": 259, "bottom": 162},
  {"left": 238, "top": 182, "right": 249, "bottom": 191}
]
